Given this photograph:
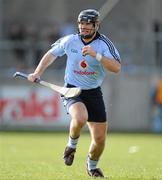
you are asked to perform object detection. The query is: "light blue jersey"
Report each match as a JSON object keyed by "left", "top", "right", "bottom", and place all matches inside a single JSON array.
[{"left": 50, "top": 33, "right": 121, "bottom": 90}]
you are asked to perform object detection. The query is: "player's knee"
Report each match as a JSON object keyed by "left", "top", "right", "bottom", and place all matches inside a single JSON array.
[
  {"left": 76, "top": 113, "right": 88, "bottom": 126},
  {"left": 71, "top": 112, "right": 88, "bottom": 128}
]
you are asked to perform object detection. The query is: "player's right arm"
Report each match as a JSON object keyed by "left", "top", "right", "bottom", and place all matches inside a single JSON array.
[
  {"left": 28, "top": 50, "right": 57, "bottom": 82},
  {"left": 28, "top": 35, "right": 69, "bottom": 82}
]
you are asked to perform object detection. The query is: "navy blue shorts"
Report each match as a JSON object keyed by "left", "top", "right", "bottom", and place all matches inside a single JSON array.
[{"left": 62, "top": 84, "right": 107, "bottom": 123}]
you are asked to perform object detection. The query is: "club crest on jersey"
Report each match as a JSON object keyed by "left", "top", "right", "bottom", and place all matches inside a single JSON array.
[
  {"left": 79, "top": 60, "right": 88, "bottom": 70},
  {"left": 71, "top": 49, "right": 78, "bottom": 53}
]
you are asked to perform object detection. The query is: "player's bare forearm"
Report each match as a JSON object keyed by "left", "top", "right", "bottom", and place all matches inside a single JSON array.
[
  {"left": 100, "top": 57, "right": 121, "bottom": 73},
  {"left": 34, "top": 50, "right": 56, "bottom": 76},
  {"left": 82, "top": 46, "right": 121, "bottom": 73}
]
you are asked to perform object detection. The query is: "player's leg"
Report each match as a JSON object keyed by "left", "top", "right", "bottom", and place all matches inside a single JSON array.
[
  {"left": 86, "top": 122, "right": 107, "bottom": 177},
  {"left": 63, "top": 101, "right": 88, "bottom": 166},
  {"left": 81, "top": 87, "right": 107, "bottom": 176},
  {"left": 69, "top": 102, "right": 88, "bottom": 138},
  {"left": 88, "top": 122, "right": 107, "bottom": 160}
]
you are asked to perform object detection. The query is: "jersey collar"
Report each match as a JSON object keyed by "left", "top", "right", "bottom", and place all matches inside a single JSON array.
[{"left": 79, "top": 32, "right": 101, "bottom": 45}]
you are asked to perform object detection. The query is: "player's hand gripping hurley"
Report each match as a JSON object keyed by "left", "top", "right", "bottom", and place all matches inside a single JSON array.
[{"left": 13, "top": 72, "right": 81, "bottom": 98}]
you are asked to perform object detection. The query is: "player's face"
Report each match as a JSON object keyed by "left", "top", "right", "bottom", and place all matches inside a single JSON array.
[{"left": 78, "top": 21, "right": 95, "bottom": 39}]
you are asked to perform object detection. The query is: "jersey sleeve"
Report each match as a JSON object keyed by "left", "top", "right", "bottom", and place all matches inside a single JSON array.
[
  {"left": 50, "top": 37, "right": 66, "bottom": 57},
  {"left": 100, "top": 35, "right": 121, "bottom": 63},
  {"left": 103, "top": 44, "right": 121, "bottom": 63}
]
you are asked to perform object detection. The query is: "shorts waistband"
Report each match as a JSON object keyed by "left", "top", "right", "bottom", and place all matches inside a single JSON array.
[{"left": 66, "top": 83, "right": 101, "bottom": 92}]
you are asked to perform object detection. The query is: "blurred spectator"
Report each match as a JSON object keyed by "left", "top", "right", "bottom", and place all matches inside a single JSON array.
[
  {"left": 47, "top": 24, "right": 61, "bottom": 44},
  {"left": 25, "top": 24, "right": 43, "bottom": 67},
  {"left": 153, "top": 20, "right": 162, "bottom": 67},
  {"left": 46, "top": 23, "right": 66, "bottom": 69},
  {"left": 151, "top": 77, "right": 162, "bottom": 133},
  {"left": 60, "top": 17, "right": 76, "bottom": 36},
  {"left": 8, "top": 23, "right": 26, "bottom": 69}
]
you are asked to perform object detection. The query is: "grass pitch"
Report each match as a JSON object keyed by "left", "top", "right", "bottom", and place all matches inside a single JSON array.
[{"left": 0, "top": 132, "right": 162, "bottom": 180}]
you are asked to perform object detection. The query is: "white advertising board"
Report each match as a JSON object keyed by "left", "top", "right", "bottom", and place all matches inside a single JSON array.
[{"left": 0, "top": 85, "right": 70, "bottom": 128}]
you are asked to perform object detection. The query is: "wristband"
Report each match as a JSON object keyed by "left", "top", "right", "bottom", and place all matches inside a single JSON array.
[{"left": 96, "top": 53, "right": 102, "bottom": 62}]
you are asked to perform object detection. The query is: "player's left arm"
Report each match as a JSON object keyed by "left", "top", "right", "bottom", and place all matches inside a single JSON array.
[
  {"left": 82, "top": 45, "right": 121, "bottom": 73},
  {"left": 96, "top": 55, "right": 121, "bottom": 73}
]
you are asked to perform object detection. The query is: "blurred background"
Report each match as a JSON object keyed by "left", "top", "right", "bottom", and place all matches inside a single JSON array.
[{"left": 0, "top": 0, "right": 162, "bottom": 133}]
